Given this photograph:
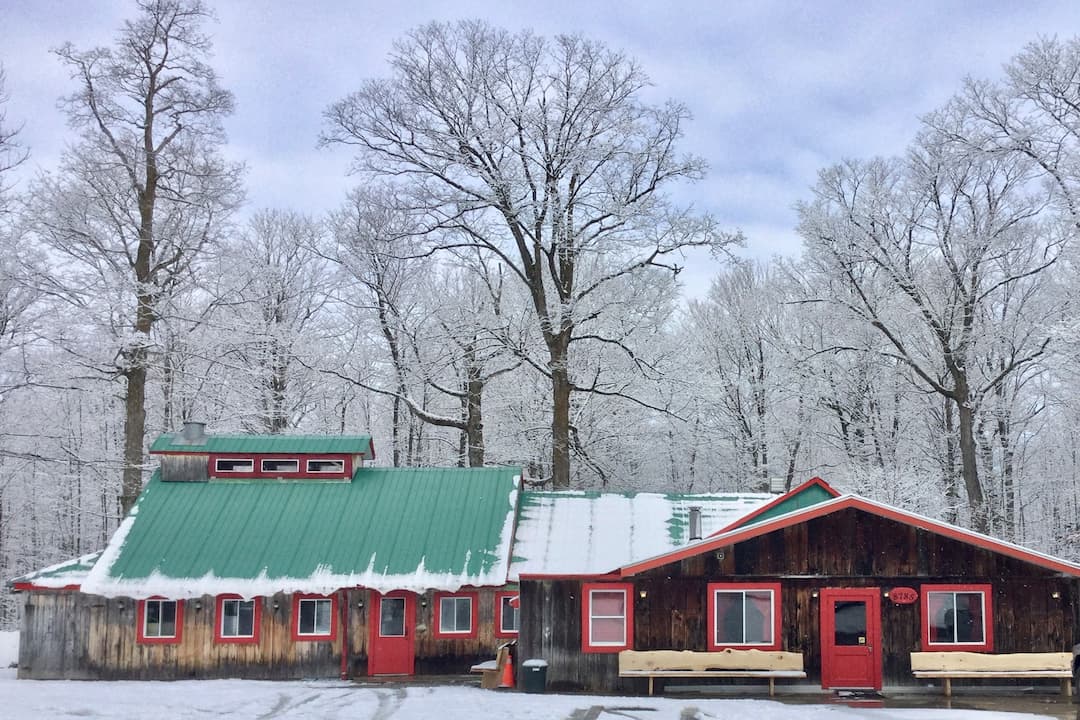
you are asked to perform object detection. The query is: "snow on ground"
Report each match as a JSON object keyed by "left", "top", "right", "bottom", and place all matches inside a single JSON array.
[
  {"left": 0, "top": 630, "right": 17, "bottom": 667},
  {"left": 0, "top": 672, "right": 1055, "bottom": 720}
]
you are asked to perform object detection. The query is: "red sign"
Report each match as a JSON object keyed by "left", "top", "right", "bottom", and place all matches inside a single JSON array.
[{"left": 890, "top": 587, "right": 918, "bottom": 605}]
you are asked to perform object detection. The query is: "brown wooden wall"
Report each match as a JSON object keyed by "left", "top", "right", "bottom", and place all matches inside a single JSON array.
[
  {"left": 520, "top": 508, "right": 1080, "bottom": 692},
  {"left": 18, "top": 586, "right": 511, "bottom": 680}
]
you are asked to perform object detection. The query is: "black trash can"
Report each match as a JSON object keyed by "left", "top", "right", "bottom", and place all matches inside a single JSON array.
[{"left": 521, "top": 658, "right": 548, "bottom": 693}]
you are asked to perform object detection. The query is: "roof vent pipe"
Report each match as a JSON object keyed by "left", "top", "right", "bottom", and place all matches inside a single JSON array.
[
  {"left": 180, "top": 421, "right": 207, "bottom": 444},
  {"left": 688, "top": 506, "right": 702, "bottom": 541}
]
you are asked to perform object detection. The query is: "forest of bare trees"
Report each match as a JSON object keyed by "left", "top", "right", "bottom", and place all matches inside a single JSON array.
[{"left": 3, "top": 2, "right": 1080, "bottom": 627}]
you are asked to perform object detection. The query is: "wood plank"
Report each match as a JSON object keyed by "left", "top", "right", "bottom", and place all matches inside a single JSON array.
[
  {"left": 913, "top": 671, "right": 1072, "bottom": 678},
  {"left": 911, "top": 651, "right": 1070, "bottom": 672},
  {"left": 619, "top": 649, "right": 803, "bottom": 673}
]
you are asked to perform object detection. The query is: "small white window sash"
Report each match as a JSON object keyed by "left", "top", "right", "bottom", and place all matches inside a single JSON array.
[{"left": 588, "top": 589, "right": 627, "bottom": 646}]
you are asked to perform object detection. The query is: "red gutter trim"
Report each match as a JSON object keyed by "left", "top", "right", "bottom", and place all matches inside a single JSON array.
[
  {"left": 621, "top": 495, "right": 1080, "bottom": 578},
  {"left": 712, "top": 476, "right": 840, "bottom": 536},
  {"left": 12, "top": 582, "right": 81, "bottom": 592},
  {"left": 339, "top": 589, "right": 349, "bottom": 680},
  {"left": 518, "top": 573, "right": 622, "bottom": 581}
]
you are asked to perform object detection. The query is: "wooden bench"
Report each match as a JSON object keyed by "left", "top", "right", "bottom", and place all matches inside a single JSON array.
[
  {"left": 618, "top": 649, "right": 806, "bottom": 696},
  {"left": 470, "top": 643, "right": 513, "bottom": 689},
  {"left": 911, "top": 651, "right": 1073, "bottom": 697}
]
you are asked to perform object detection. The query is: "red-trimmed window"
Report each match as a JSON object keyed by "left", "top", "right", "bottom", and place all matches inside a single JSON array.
[
  {"left": 210, "top": 454, "right": 352, "bottom": 479},
  {"left": 307, "top": 458, "right": 346, "bottom": 474},
  {"left": 434, "top": 592, "right": 479, "bottom": 639},
  {"left": 261, "top": 458, "right": 299, "bottom": 474},
  {"left": 137, "top": 597, "right": 183, "bottom": 644},
  {"left": 215, "top": 595, "right": 261, "bottom": 644},
  {"left": 291, "top": 594, "right": 336, "bottom": 641},
  {"left": 215, "top": 457, "right": 254, "bottom": 474},
  {"left": 581, "top": 583, "right": 633, "bottom": 653},
  {"left": 707, "top": 582, "right": 782, "bottom": 651},
  {"left": 495, "top": 591, "right": 519, "bottom": 638},
  {"left": 922, "top": 584, "right": 993, "bottom": 652}
]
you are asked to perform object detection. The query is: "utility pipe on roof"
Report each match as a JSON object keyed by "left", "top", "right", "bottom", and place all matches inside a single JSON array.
[{"left": 689, "top": 506, "right": 702, "bottom": 541}]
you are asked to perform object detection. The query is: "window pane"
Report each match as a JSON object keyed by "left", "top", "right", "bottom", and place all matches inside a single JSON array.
[
  {"left": 308, "top": 459, "right": 345, "bottom": 473},
  {"left": 299, "top": 599, "right": 316, "bottom": 634},
  {"left": 955, "top": 592, "right": 984, "bottom": 643},
  {"left": 238, "top": 601, "right": 255, "bottom": 636},
  {"left": 501, "top": 596, "right": 519, "bottom": 632},
  {"left": 715, "top": 591, "right": 744, "bottom": 644},
  {"left": 833, "top": 600, "right": 866, "bottom": 646},
  {"left": 216, "top": 458, "right": 253, "bottom": 472},
  {"left": 146, "top": 601, "right": 161, "bottom": 637},
  {"left": 745, "top": 591, "right": 773, "bottom": 644},
  {"left": 455, "top": 597, "right": 472, "bottom": 631},
  {"left": 591, "top": 591, "right": 625, "bottom": 616},
  {"left": 928, "top": 591, "right": 954, "bottom": 642},
  {"left": 222, "top": 599, "right": 239, "bottom": 636},
  {"left": 380, "top": 597, "right": 405, "bottom": 637},
  {"left": 591, "top": 617, "right": 625, "bottom": 644},
  {"left": 262, "top": 459, "right": 299, "bottom": 473},
  {"left": 314, "top": 599, "right": 332, "bottom": 634}
]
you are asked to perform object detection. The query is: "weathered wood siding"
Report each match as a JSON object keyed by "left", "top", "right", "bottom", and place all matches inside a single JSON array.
[
  {"left": 521, "top": 509, "right": 1080, "bottom": 692},
  {"left": 160, "top": 455, "right": 209, "bottom": 483},
  {"left": 19, "top": 587, "right": 510, "bottom": 680}
]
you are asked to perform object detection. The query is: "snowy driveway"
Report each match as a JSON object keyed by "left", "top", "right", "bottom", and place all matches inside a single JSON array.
[{"left": 0, "top": 672, "right": 1059, "bottom": 720}]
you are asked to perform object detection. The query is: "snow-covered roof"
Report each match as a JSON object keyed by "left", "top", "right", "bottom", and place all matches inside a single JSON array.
[
  {"left": 509, "top": 490, "right": 773, "bottom": 578},
  {"left": 618, "top": 493, "right": 1080, "bottom": 578},
  {"left": 74, "top": 466, "right": 520, "bottom": 599},
  {"left": 11, "top": 552, "right": 102, "bottom": 590}
]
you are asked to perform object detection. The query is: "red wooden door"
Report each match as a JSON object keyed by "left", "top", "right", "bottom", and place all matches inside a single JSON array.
[
  {"left": 369, "top": 591, "right": 415, "bottom": 675},
  {"left": 820, "top": 588, "right": 881, "bottom": 690}
]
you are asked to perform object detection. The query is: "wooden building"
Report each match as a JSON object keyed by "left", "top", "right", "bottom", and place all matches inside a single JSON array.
[
  {"left": 12, "top": 425, "right": 525, "bottom": 680},
  {"left": 13, "top": 431, "right": 1080, "bottom": 692},
  {"left": 516, "top": 479, "right": 1080, "bottom": 692}
]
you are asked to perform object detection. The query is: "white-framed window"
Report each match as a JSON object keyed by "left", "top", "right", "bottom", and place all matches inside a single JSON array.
[
  {"left": 138, "top": 598, "right": 182, "bottom": 643},
  {"left": 923, "top": 584, "right": 992, "bottom": 651},
  {"left": 261, "top": 458, "right": 299, "bottom": 473},
  {"left": 215, "top": 458, "right": 254, "bottom": 473},
  {"left": 307, "top": 459, "right": 345, "bottom": 473},
  {"left": 219, "top": 598, "right": 257, "bottom": 640},
  {"left": 436, "top": 595, "right": 475, "bottom": 634},
  {"left": 294, "top": 596, "right": 334, "bottom": 639},
  {"left": 708, "top": 583, "right": 780, "bottom": 650},
  {"left": 582, "top": 583, "right": 632, "bottom": 652},
  {"left": 497, "top": 593, "right": 519, "bottom": 636}
]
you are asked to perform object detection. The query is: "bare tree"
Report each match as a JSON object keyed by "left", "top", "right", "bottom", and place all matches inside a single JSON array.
[
  {"left": 323, "top": 21, "right": 737, "bottom": 487},
  {"left": 0, "top": 65, "right": 27, "bottom": 216},
  {"left": 798, "top": 126, "right": 1061, "bottom": 531},
  {"left": 32, "top": 0, "right": 242, "bottom": 514}
]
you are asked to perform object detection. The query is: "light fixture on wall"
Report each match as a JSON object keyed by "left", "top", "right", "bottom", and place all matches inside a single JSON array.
[
  {"left": 356, "top": 600, "right": 364, "bottom": 609},
  {"left": 1052, "top": 591, "right": 1062, "bottom": 599},
  {"left": 638, "top": 589, "right": 648, "bottom": 599},
  {"left": 420, "top": 598, "right": 428, "bottom": 608},
  {"left": 883, "top": 591, "right": 890, "bottom": 599},
  {"left": 117, "top": 602, "right": 125, "bottom": 610},
  {"left": 194, "top": 601, "right": 202, "bottom": 611},
  {"left": 810, "top": 590, "right": 819, "bottom": 599}
]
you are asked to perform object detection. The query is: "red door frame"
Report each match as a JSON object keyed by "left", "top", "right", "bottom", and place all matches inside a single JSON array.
[
  {"left": 820, "top": 587, "right": 882, "bottom": 690},
  {"left": 368, "top": 591, "right": 416, "bottom": 675}
]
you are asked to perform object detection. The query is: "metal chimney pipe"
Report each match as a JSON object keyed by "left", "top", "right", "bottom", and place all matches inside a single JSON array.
[
  {"left": 688, "top": 506, "right": 702, "bottom": 541},
  {"left": 180, "top": 421, "right": 206, "bottom": 444}
]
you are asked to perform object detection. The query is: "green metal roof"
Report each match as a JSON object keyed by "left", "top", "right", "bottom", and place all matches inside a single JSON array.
[
  {"left": 82, "top": 465, "right": 519, "bottom": 597},
  {"left": 728, "top": 478, "right": 840, "bottom": 530},
  {"left": 149, "top": 433, "right": 374, "bottom": 458}
]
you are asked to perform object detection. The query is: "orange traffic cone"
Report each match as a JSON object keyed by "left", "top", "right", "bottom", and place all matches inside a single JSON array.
[{"left": 499, "top": 656, "right": 515, "bottom": 689}]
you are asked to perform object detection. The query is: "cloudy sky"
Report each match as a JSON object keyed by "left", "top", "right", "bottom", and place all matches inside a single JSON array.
[{"left": 3, "top": 0, "right": 1080, "bottom": 292}]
